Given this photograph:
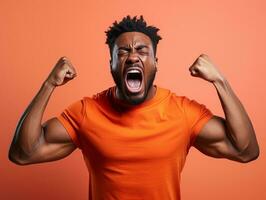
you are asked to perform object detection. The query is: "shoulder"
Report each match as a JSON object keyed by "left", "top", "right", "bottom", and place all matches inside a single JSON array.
[
  {"left": 155, "top": 86, "right": 190, "bottom": 112},
  {"left": 170, "top": 93, "right": 203, "bottom": 109},
  {"left": 159, "top": 87, "right": 189, "bottom": 108},
  {"left": 83, "top": 86, "right": 113, "bottom": 106},
  {"left": 159, "top": 87, "right": 206, "bottom": 113}
]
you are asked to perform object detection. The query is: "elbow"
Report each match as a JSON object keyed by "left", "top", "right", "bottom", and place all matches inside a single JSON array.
[
  {"left": 9, "top": 155, "right": 29, "bottom": 166},
  {"left": 9, "top": 154, "right": 22, "bottom": 165},
  {"left": 8, "top": 149, "right": 30, "bottom": 166},
  {"left": 238, "top": 147, "right": 260, "bottom": 163}
]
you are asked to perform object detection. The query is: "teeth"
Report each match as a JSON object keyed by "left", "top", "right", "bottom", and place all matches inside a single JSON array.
[{"left": 128, "top": 69, "right": 140, "bottom": 74}]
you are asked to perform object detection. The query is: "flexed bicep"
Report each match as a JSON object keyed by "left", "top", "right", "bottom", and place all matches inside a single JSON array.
[
  {"left": 17, "top": 118, "right": 77, "bottom": 165},
  {"left": 193, "top": 115, "right": 248, "bottom": 163}
]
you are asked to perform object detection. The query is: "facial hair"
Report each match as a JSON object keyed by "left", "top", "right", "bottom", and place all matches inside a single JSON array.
[{"left": 111, "top": 68, "right": 157, "bottom": 105}]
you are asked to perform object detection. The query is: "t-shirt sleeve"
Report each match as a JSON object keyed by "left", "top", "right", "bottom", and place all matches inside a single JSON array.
[
  {"left": 182, "top": 96, "right": 214, "bottom": 148},
  {"left": 56, "top": 98, "right": 85, "bottom": 149}
]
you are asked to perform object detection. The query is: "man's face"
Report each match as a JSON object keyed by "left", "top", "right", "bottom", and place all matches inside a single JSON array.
[{"left": 110, "top": 32, "right": 158, "bottom": 105}]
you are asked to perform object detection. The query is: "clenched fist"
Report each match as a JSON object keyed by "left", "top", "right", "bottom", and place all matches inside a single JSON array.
[
  {"left": 45, "top": 57, "right": 77, "bottom": 87},
  {"left": 189, "top": 54, "right": 224, "bottom": 83}
]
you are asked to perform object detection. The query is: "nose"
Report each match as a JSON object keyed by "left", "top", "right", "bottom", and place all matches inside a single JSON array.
[{"left": 125, "top": 52, "right": 140, "bottom": 65}]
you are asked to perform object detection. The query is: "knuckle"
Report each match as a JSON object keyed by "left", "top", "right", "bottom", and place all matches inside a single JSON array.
[
  {"left": 200, "top": 54, "right": 208, "bottom": 58},
  {"left": 62, "top": 63, "right": 70, "bottom": 69},
  {"left": 194, "top": 63, "right": 200, "bottom": 68}
]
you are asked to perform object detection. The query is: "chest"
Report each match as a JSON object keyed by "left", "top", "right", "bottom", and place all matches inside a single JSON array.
[{"left": 79, "top": 105, "right": 190, "bottom": 164}]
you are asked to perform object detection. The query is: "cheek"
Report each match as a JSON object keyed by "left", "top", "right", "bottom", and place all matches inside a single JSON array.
[
  {"left": 143, "top": 58, "right": 156, "bottom": 74},
  {"left": 112, "top": 58, "right": 124, "bottom": 74}
]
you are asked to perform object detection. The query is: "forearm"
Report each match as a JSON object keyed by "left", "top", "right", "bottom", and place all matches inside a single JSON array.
[
  {"left": 9, "top": 81, "right": 56, "bottom": 158},
  {"left": 213, "top": 77, "right": 259, "bottom": 155}
]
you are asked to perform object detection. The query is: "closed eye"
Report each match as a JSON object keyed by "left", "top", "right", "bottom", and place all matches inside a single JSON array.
[
  {"left": 117, "top": 46, "right": 149, "bottom": 55},
  {"left": 136, "top": 45, "right": 148, "bottom": 50},
  {"left": 118, "top": 48, "right": 130, "bottom": 55},
  {"left": 136, "top": 45, "right": 149, "bottom": 54}
]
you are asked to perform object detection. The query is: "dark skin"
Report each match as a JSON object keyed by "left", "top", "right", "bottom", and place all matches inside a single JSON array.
[
  {"left": 189, "top": 54, "right": 259, "bottom": 162},
  {"left": 8, "top": 32, "right": 259, "bottom": 165},
  {"left": 110, "top": 32, "right": 158, "bottom": 105}
]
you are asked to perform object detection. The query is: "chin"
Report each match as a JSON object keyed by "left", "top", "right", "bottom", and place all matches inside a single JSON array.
[{"left": 123, "top": 86, "right": 147, "bottom": 105}]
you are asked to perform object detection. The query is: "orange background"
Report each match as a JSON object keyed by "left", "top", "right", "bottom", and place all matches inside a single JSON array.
[{"left": 1, "top": 0, "right": 266, "bottom": 199}]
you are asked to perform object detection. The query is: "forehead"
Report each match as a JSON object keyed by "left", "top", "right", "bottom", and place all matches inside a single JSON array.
[{"left": 114, "top": 32, "right": 152, "bottom": 47}]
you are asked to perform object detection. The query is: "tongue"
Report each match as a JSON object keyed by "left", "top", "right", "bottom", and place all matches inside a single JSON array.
[{"left": 127, "top": 79, "right": 141, "bottom": 88}]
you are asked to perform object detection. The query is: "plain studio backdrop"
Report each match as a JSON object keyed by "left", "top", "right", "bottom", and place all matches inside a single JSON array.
[{"left": 1, "top": 0, "right": 265, "bottom": 199}]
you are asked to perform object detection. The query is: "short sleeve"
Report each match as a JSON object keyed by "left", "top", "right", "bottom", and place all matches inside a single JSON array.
[
  {"left": 182, "top": 96, "right": 214, "bottom": 147},
  {"left": 56, "top": 98, "right": 85, "bottom": 149}
]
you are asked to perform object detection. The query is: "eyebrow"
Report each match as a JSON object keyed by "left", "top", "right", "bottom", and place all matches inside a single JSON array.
[
  {"left": 118, "top": 44, "right": 149, "bottom": 50},
  {"left": 135, "top": 44, "right": 149, "bottom": 49},
  {"left": 118, "top": 47, "right": 131, "bottom": 51}
]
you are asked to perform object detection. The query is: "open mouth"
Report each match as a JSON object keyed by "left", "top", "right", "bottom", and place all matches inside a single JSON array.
[{"left": 125, "top": 68, "right": 143, "bottom": 93}]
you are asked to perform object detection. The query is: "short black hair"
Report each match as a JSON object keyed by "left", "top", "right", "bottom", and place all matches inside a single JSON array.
[{"left": 105, "top": 15, "right": 162, "bottom": 57}]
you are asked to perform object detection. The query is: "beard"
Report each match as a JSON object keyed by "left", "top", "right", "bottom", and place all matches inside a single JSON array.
[{"left": 111, "top": 68, "right": 157, "bottom": 105}]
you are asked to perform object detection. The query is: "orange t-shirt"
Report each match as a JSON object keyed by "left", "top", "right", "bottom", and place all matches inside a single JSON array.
[{"left": 56, "top": 85, "right": 214, "bottom": 200}]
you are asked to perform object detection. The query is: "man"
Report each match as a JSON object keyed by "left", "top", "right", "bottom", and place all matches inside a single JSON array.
[{"left": 9, "top": 15, "right": 259, "bottom": 200}]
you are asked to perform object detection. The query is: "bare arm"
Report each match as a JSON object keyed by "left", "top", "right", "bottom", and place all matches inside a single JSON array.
[
  {"left": 189, "top": 54, "right": 259, "bottom": 163},
  {"left": 8, "top": 57, "right": 78, "bottom": 165}
]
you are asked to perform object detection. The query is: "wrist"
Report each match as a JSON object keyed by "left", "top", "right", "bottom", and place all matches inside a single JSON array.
[
  {"left": 212, "top": 75, "right": 226, "bottom": 86},
  {"left": 43, "top": 80, "right": 56, "bottom": 90}
]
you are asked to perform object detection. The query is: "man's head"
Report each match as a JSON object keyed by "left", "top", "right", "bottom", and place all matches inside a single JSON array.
[{"left": 105, "top": 15, "right": 162, "bottom": 105}]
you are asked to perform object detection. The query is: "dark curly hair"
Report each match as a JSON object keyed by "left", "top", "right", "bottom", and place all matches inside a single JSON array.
[{"left": 105, "top": 15, "right": 162, "bottom": 57}]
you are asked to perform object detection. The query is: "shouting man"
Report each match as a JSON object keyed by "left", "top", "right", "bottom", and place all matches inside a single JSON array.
[{"left": 9, "top": 15, "right": 259, "bottom": 200}]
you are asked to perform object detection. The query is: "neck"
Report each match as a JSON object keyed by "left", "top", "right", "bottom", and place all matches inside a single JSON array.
[{"left": 144, "top": 85, "right": 157, "bottom": 102}]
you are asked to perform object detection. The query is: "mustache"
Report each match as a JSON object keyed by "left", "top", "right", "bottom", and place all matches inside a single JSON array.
[
  {"left": 124, "top": 63, "right": 143, "bottom": 72},
  {"left": 125, "top": 63, "right": 142, "bottom": 67}
]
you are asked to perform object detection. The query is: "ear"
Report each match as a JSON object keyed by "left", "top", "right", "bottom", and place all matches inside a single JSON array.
[
  {"left": 155, "top": 57, "right": 158, "bottom": 71},
  {"left": 109, "top": 59, "right": 112, "bottom": 71}
]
